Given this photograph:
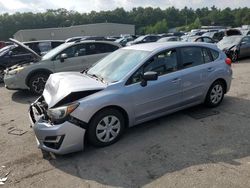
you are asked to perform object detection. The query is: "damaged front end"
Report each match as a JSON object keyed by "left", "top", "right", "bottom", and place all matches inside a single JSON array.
[{"left": 29, "top": 96, "right": 87, "bottom": 154}]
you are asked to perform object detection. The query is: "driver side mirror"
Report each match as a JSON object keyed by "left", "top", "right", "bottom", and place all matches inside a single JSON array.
[
  {"left": 141, "top": 71, "right": 158, "bottom": 87},
  {"left": 60, "top": 53, "right": 68, "bottom": 62}
]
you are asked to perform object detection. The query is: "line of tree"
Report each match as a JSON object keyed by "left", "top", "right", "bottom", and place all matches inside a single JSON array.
[{"left": 0, "top": 6, "right": 250, "bottom": 40}]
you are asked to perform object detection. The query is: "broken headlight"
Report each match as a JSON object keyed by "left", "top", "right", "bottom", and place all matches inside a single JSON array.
[{"left": 47, "top": 102, "right": 79, "bottom": 120}]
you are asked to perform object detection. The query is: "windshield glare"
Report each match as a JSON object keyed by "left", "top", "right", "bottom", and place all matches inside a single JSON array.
[
  {"left": 87, "top": 49, "right": 150, "bottom": 83},
  {"left": 41, "top": 42, "right": 71, "bottom": 60}
]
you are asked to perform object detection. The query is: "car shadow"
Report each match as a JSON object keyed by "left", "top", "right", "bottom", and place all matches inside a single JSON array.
[
  {"left": 46, "top": 96, "right": 250, "bottom": 187},
  {"left": 11, "top": 90, "right": 38, "bottom": 104}
]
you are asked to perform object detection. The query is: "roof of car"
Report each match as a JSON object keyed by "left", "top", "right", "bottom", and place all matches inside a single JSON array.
[
  {"left": 24, "top": 40, "right": 65, "bottom": 44},
  {"left": 124, "top": 42, "right": 217, "bottom": 52},
  {"left": 73, "top": 40, "right": 122, "bottom": 47}
]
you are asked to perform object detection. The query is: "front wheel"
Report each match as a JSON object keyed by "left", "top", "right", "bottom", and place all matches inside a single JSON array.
[
  {"left": 28, "top": 73, "right": 49, "bottom": 95},
  {"left": 205, "top": 81, "right": 225, "bottom": 107},
  {"left": 87, "top": 109, "right": 125, "bottom": 147}
]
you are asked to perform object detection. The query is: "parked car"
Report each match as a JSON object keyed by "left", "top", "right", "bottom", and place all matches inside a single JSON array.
[
  {"left": 0, "top": 40, "right": 64, "bottom": 82},
  {"left": 217, "top": 35, "right": 250, "bottom": 61},
  {"left": 29, "top": 42, "right": 232, "bottom": 154},
  {"left": 187, "top": 36, "right": 216, "bottom": 43},
  {"left": 4, "top": 39, "right": 121, "bottom": 94},
  {"left": 126, "top": 35, "right": 160, "bottom": 46},
  {"left": 202, "top": 31, "right": 225, "bottom": 42},
  {"left": 115, "top": 37, "right": 136, "bottom": 46},
  {"left": 225, "top": 29, "right": 242, "bottom": 36},
  {"left": 157, "top": 36, "right": 180, "bottom": 42}
]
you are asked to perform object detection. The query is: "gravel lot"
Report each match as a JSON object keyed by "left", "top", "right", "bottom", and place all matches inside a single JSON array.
[{"left": 0, "top": 58, "right": 250, "bottom": 188}]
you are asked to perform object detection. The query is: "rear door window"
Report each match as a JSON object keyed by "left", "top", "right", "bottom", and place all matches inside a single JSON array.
[
  {"left": 210, "top": 49, "right": 219, "bottom": 60},
  {"left": 202, "top": 48, "right": 213, "bottom": 63},
  {"left": 95, "top": 43, "right": 119, "bottom": 53},
  {"left": 180, "top": 47, "right": 204, "bottom": 68}
]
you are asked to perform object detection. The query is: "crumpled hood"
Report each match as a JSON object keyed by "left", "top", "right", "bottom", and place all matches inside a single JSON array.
[{"left": 43, "top": 72, "right": 107, "bottom": 108}]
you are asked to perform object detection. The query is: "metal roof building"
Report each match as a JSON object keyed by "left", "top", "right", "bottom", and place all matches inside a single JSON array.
[{"left": 13, "top": 22, "right": 135, "bottom": 42}]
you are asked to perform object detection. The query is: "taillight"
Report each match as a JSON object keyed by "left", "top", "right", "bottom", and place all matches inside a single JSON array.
[{"left": 225, "top": 58, "right": 232, "bottom": 66}]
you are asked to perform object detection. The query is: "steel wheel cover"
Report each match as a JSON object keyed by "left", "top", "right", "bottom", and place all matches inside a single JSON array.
[
  {"left": 210, "top": 84, "right": 223, "bottom": 104},
  {"left": 96, "top": 115, "right": 121, "bottom": 143},
  {"left": 32, "top": 77, "right": 46, "bottom": 94}
]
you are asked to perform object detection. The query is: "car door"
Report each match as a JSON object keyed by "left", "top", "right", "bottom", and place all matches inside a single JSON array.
[
  {"left": 239, "top": 36, "right": 250, "bottom": 58},
  {"left": 178, "top": 47, "right": 210, "bottom": 106},
  {"left": 125, "top": 49, "right": 182, "bottom": 124}
]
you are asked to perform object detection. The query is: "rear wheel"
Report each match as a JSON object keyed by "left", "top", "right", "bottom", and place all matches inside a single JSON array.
[
  {"left": 28, "top": 73, "right": 49, "bottom": 95},
  {"left": 205, "top": 81, "right": 225, "bottom": 107},
  {"left": 87, "top": 109, "right": 125, "bottom": 147},
  {"left": 0, "top": 66, "right": 5, "bottom": 83}
]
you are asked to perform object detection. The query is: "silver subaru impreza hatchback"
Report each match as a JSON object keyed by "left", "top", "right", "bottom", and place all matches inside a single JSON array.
[{"left": 29, "top": 42, "right": 232, "bottom": 154}]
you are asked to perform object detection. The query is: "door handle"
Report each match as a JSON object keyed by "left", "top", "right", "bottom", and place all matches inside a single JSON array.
[
  {"left": 207, "top": 67, "right": 215, "bottom": 72},
  {"left": 172, "top": 78, "right": 181, "bottom": 83}
]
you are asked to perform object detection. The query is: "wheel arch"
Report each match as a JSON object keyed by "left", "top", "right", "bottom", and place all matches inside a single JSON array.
[
  {"left": 88, "top": 105, "right": 130, "bottom": 129},
  {"left": 25, "top": 69, "right": 53, "bottom": 87},
  {"left": 212, "top": 78, "right": 227, "bottom": 93}
]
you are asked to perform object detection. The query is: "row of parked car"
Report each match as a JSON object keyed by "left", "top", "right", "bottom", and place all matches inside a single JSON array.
[{"left": 1, "top": 29, "right": 249, "bottom": 90}]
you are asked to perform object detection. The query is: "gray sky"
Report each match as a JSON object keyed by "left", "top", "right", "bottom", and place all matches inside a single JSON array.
[{"left": 0, "top": 0, "right": 249, "bottom": 14}]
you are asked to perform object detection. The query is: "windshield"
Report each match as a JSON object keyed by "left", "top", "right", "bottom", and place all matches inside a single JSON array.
[
  {"left": 218, "top": 36, "right": 242, "bottom": 46},
  {"left": 86, "top": 49, "right": 150, "bottom": 83},
  {"left": 41, "top": 42, "right": 71, "bottom": 60}
]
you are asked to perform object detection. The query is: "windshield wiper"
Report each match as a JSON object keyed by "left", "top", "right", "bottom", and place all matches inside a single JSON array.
[{"left": 85, "top": 72, "right": 106, "bottom": 83}]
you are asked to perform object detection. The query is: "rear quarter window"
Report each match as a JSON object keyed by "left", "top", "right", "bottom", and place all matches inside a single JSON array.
[{"left": 210, "top": 49, "right": 219, "bottom": 60}]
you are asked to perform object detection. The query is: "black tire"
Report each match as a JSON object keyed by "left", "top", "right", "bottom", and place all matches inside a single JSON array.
[
  {"left": 28, "top": 73, "right": 49, "bottom": 95},
  {"left": 230, "top": 50, "right": 238, "bottom": 62},
  {"left": 87, "top": 108, "right": 125, "bottom": 147},
  {"left": 205, "top": 80, "right": 225, "bottom": 107},
  {"left": 0, "top": 66, "right": 5, "bottom": 83}
]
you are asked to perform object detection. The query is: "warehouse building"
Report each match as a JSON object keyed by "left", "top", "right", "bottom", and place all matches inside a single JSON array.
[{"left": 13, "top": 22, "right": 135, "bottom": 42}]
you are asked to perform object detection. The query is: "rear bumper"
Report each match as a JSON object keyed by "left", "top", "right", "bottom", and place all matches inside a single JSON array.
[{"left": 29, "top": 98, "right": 86, "bottom": 155}]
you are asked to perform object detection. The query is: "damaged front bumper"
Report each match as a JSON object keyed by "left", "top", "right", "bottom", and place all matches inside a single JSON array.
[{"left": 29, "top": 97, "right": 86, "bottom": 155}]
